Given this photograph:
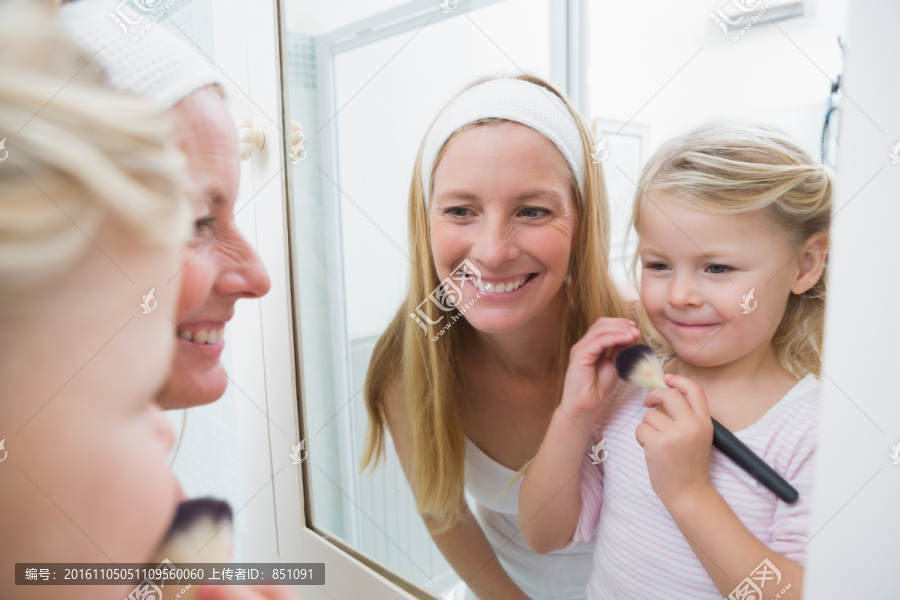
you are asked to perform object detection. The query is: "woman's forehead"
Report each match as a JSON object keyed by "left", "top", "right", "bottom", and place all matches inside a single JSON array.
[
  {"left": 444, "top": 120, "right": 562, "bottom": 155},
  {"left": 173, "top": 94, "right": 240, "bottom": 208},
  {"left": 433, "top": 122, "right": 573, "bottom": 195}
]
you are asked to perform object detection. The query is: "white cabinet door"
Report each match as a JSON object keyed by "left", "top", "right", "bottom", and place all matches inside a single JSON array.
[{"left": 212, "top": 0, "right": 428, "bottom": 600}]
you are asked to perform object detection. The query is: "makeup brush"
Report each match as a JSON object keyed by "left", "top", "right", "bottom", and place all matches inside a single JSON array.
[
  {"left": 614, "top": 344, "right": 799, "bottom": 504},
  {"left": 148, "top": 498, "right": 234, "bottom": 599}
]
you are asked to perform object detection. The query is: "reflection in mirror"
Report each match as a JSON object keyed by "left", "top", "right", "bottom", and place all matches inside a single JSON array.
[
  {"left": 283, "top": 0, "right": 850, "bottom": 598},
  {"left": 286, "top": 1, "right": 552, "bottom": 595}
]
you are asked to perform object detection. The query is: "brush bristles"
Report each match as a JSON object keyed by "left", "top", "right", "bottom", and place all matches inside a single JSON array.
[
  {"left": 164, "top": 497, "right": 233, "bottom": 541},
  {"left": 614, "top": 344, "right": 666, "bottom": 389},
  {"left": 150, "top": 498, "right": 234, "bottom": 600}
]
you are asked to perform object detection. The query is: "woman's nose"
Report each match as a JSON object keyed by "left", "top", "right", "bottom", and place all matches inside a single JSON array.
[
  {"left": 470, "top": 217, "right": 520, "bottom": 268},
  {"left": 216, "top": 228, "right": 272, "bottom": 299}
]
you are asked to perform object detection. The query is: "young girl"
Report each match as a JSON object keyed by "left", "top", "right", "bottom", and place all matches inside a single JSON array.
[{"left": 520, "top": 122, "right": 830, "bottom": 599}]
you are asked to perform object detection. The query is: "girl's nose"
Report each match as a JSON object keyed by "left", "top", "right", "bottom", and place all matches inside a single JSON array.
[{"left": 667, "top": 273, "right": 701, "bottom": 307}]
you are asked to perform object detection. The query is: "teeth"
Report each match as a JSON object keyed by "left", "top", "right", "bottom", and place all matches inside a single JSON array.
[
  {"left": 178, "top": 327, "right": 225, "bottom": 344},
  {"left": 473, "top": 275, "right": 530, "bottom": 294}
]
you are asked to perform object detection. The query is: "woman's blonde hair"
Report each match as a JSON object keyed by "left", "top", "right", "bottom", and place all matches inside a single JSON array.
[
  {"left": 0, "top": 1, "right": 190, "bottom": 297},
  {"left": 360, "top": 73, "right": 634, "bottom": 529},
  {"left": 628, "top": 121, "right": 831, "bottom": 377}
]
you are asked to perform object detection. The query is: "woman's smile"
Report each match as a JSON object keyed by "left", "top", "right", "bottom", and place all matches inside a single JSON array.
[
  {"left": 176, "top": 322, "right": 227, "bottom": 361},
  {"left": 468, "top": 272, "right": 538, "bottom": 296}
]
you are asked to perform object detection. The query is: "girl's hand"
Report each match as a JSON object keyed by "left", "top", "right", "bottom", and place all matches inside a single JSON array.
[
  {"left": 196, "top": 584, "right": 303, "bottom": 600},
  {"left": 558, "top": 318, "right": 641, "bottom": 421},
  {"left": 635, "top": 373, "right": 714, "bottom": 508}
]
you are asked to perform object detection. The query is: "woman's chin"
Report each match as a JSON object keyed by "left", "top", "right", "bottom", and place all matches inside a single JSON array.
[
  {"left": 463, "top": 309, "right": 535, "bottom": 336},
  {"left": 156, "top": 366, "right": 228, "bottom": 409}
]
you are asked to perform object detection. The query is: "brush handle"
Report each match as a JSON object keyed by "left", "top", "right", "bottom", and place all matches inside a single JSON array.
[{"left": 711, "top": 418, "right": 799, "bottom": 504}]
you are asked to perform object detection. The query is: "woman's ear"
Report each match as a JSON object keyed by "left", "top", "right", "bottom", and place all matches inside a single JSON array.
[{"left": 792, "top": 232, "right": 829, "bottom": 295}]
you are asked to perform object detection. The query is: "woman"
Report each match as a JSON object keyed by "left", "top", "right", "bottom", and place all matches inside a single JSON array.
[
  {"left": 361, "top": 74, "right": 638, "bottom": 599},
  {"left": 58, "top": 0, "right": 272, "bottom": 410}
]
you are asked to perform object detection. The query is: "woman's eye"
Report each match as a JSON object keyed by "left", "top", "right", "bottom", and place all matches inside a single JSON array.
[
  {"left": 707, "top": 264, "right": 730, "bottom": 274},
  {"left": 194, "top": 216, "right": 216, "bottom": 234},
  {"left": 520, "top": 207, "right": 549, "bottom": 218},
  {"left": 446, "top": 207, "right": 470, "bottom": 217}
]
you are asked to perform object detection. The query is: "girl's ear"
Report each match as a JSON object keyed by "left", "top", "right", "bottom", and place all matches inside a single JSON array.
[{"left": 792, "top": 232, "right": 829, "bottom": 295}]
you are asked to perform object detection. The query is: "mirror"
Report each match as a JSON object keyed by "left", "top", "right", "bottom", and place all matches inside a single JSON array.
[{"left": 282, "top": 0, "right": 852, "bottom": 597}]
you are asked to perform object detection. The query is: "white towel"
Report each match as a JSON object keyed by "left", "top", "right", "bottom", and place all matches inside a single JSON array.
[
  {"left": 421, "top": 78, "right": 587, "bottom": 203},
  {"left": 57, "top": 0, "right": 224, "bottom": 108}
]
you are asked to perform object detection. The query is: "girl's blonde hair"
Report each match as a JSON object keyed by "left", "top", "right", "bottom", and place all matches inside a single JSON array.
[
  {"left": 360, "top": 73, "right": 634, "bottom": 529},
  {"left": 628, "top": 121, "right": 831, "bottom": 377},
  {"left": 0, "top": 1, "right": 190, "bottom": 298}
]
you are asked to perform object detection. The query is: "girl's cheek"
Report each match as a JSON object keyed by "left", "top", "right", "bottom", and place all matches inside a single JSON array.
[{"left": 640, "top": 279, "right": 662, "bottom": 308}]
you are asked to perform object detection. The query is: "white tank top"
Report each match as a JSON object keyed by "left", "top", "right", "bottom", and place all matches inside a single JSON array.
[{"left": 464, "top": 436, "right": 594, "bottom": 600}]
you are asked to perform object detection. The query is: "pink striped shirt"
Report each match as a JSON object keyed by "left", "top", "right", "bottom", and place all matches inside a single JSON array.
[{"left": 569, "top": 374, "right": 820, "bottom": 598}]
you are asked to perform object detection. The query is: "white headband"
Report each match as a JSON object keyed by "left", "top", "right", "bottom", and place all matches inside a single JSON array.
[
  {"left": 58, "top": 0, "right": 224, "bottom": 109},
  {"left": 421, "top": 78, "right": 586, "bottom": 204}
]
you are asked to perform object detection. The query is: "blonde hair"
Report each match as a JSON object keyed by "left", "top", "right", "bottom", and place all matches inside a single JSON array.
[
  {"left": 360, "top": 73, "right": 634, "bottom": 529},
  {"left": 628, "top": 121, "right": 831, "bottom": 377},
  {"left": 0, "top": 1, "right": 190, "bottom": 295}
]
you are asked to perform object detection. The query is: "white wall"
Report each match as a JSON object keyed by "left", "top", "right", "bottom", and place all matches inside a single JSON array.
[
  {"left": 286, "top": 0, "right": 413, "bottom": 36},
  {"left": 805, "top": 0, "right": 900, "bottom": 595},
  {"left": 588, "top": 0, "right": 849, "bottom": 153}
]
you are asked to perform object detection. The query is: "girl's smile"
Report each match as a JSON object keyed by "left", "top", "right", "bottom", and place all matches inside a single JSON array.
[{"left": 670, "top": 320, "right": 720, "bottom": 329}]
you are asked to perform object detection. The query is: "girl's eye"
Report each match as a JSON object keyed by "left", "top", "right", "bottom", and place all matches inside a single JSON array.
[
  {"left": 520, "top": 207, "right": 549, "bottom": 219},
  {"left": 646, "top": 262, "right": 669, "bottom": 271},
  {"left": 707, "top": 264, "right": 730, "bottom": 274},
  {"left": 194, "top": 215, "right": 216, "bottom": 234}
]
